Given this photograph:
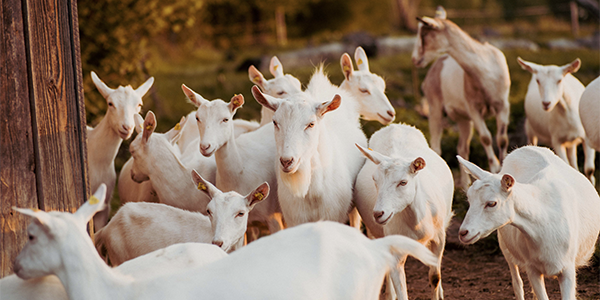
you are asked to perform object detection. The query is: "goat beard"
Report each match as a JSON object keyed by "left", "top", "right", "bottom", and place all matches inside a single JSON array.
[{"left": 278, "top": 163, "right": 311, "bottom": 198}]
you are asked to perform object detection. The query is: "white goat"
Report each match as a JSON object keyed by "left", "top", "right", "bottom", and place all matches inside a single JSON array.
[
  {"left": 128, "top": 111, "right": 215, "bottom": 212},
  {"left": 457, "top": 146, "right": 600, "bottom": 300},
  {"left": 355, "top": 124, "right": 454, "bottom": 300},
  {"left": 1, "top": 241, "right": 227, "bottom": 300},
  {"left": 252, "top": 67, "right": 368, "bottom": 226},
  {"left": 413, "top": 6, "right": 510, "bottom": 189},
  {"left": 340, "top": 46, "right": 396, "bottom": 124},
  {"left": 87, "top": 71, "right": 153, "bottom": 230},
  {"left": 579, "top": 76, "right": 600, "bottom": 151},
  {"left": 518, "top": 57, "right": 595, "bottom": 184},
  {"left": 249, "top": 56, "right": 303, "bottom": 126},
  {"left": 182, "top": 86, "right": 284, "bottom": 236},
  {"left": 13, "top": 188, "right": 439, "bottom": 300},
  {"left": 96, "top": 171, "right": 268, "bottom": 265}
]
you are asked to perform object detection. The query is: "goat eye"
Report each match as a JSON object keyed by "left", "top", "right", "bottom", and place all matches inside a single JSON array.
[
  {"left": 536, "top": 79, "right": 540, "bottom": 85},
  {"left": 359, "top": 88, "right": 370, "bottom": 94},
  {"left": 206, "top": 209, "right": 212, "bottom": 216},
  {"left": 223, "top": 118, "right": 229, "bottom": 123},
  {"left": 196, "top": 116, "right": 200, "bottom": 122},
  {"left": 237, "top": 212, "right": 245, "bottom": 217},
  {"left": 28, "top": 234, "right": 34, "bottom": 241},
  {"left": 273, "top": 120, "right": 278, "bottom": 128},
  {"left": 306, "top": 122, "right": 315, "bottom": 129},
  {"left": 277, "top": 91, "right": 285, "bottom": 96},
  {"left": 108, "top": 102, "right": 114, "bottom": 107},
  {"left": 485, "top": 202, "right": 497, "bottom": 208},
  {"left": 398, "top": 180, "right": 408, "bottom": 187},
  {"left": 557, "top": 79, "right": 562, "bottom": 84}
]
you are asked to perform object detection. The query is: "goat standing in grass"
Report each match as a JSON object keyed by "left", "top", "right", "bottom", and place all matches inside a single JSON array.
[
  {"left": 458, "top": 146, "right": 600, "bottom": 300},
  {"left": 412, "top": 6, "right": 510, "bottom": 189},
  {"left": 517, "top": 57, "right": 595, "bottom": 184},
  {"left": 87, "top": 71, "right": 154, "bottom": 230}
]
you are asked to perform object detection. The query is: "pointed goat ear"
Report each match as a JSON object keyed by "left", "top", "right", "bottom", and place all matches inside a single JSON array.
[
  {"left": 135, "top": 76, "right": 154, "bottom": 98},
  {"left": 410, "top": 157, "right": 426, "bottom": 173},
  {"left": 435, "top": 6, "right": 447, "bottom": 19},
  {"left": 165, "top": 116, "right": 186, "bottom": 144},
  {"left": 246, "top": 182, "right": 270, "bottom": 208},
  {"left": 134, "top": 113, "right": 144, "bottom": 134},
  {"left": 142, "top": 111, "right": 157, "bottom": 143},
  {"left": 316, "top": 94, "right": 341, "bottom": 117},
  {"left": 416, "top": 16, "right": 442, "bottom": 30},
  {"left": 270, "top": 56, "right": 284, "bottom": 78},
  {"left": 501, "top": 174, "right": 515, "bottom": 192},
  {"left": 252, "top": 85, "right": 281, "bottom": 112},
  {"left": 182, "top": 84, "right": 210, "bottom": 107},
  {"left": 13, "top": 207, "right": 53, "bottom": 231},
  {"left": 456, "top": 155, "right": 490, "bottom": 181},
  {"left": 74, "top": 184, "right": 107, "bottom": 224},
  {"left": 90, "top": 71, "right": 115, "bottom": 99},
  {"left": 354, "top": 47, "right": 369, "bottom": 72},
  {"left": 340, "top": 53, "right": 354, "bottom": 80},
  {"left": 229, "top": 94, "right": 244, "bottom": 112},
  {"left": 562, "top": 58, "right": 581, "bottom": 76},
  {"left": 191, "top": 169, "right": 220, "bottom": 199},
  {"left": 248, "top": 65, "right": 266, "bottom": 88},
  {"left": 517, "top": 57, "right": 537, "bottom": 74},
  {"left": 355, "top": 143, "right": 385, "bottom": 165}
]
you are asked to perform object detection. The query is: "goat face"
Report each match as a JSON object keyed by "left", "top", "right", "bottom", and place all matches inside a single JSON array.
[
  {"left": 412, "top": 18, "right": 449, "bottom": 68},
  {"left": 195, "top": 100, "right": 237, "bottom": 157}
]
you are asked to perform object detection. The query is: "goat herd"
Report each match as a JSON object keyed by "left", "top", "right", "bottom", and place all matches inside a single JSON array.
[{"left": 4, "top": 6, "right": 600, "bottom": 300}]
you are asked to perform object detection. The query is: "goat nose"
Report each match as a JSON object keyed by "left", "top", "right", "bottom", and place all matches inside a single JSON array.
[
  {"left": 280, "top": 157, "right": 293, "bottom": 168},
  {"left": 200, "top": 144, "right": 211, "bottom": 151},
  {"left": 212, "top": 240, "right": 224, "bottom": 247},
  {"left": 373, "top": 210, "right": 384, "bottom": 220},
  {"left": 387, "top": 110, "right": 395, "bottom": 118},
  {"left": 459, "top": 229, "right": 469, "bottom": 237}
]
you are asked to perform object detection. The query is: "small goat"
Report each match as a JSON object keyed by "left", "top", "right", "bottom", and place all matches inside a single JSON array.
[
  {"left": 252, "top": 67, "right": 368, "bottom": 226},
  {"left": 96, "top": 171, "right": 268, "bottom": 265},
  {"left": 579, "top": 76, "right": 600, "bottom": 151},
  {"left": 249, "top": 56, "right": 303, "bottom": 126},
  {"left": 413, "top": 6, "right": 510, "bottom": 189},
  {"left": 13, "top": 189, "right": 438, "bottom": 300},
  {"left": 518, "top": 57, "right": 595, "bottom": 184},
  {"left": 87, "top": 71, "right": 153, "bottom": 230},
  {"left": 355, "top": 124, "right": 453, "bottom": 300},
  {"left": 458, "top": 146, "right": 600, "bottom": 300}
]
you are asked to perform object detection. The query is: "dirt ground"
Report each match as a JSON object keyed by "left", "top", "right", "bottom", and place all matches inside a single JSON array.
[{"left": 402, "top": 220, "right": 600, "bottom": 300}]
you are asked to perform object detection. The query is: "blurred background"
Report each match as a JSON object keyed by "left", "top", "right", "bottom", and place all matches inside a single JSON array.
[{"left": 78, "top": 0, "right": 600, "bottom": 254}]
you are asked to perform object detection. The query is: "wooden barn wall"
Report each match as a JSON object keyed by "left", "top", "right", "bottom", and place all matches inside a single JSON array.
[{"left": 0, "top": 0, "right": 88, "bottom": 277}]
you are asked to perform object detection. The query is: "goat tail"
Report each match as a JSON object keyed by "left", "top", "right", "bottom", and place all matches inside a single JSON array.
[{"left": 374, "top": 235, "right": 439, "bottom": 269}]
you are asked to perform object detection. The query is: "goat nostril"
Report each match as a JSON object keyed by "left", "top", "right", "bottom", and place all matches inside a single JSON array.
[
  {"left": 201, "top": 144, "right": 211, "bottom": 151},
  {"left": 459, "top": 229, "right": 468, "bottom": 237},
  {"left": 280, "top": 158, "right": 293, "bottom": 168},
  {"left": 212, "top": 240, "right": 224, "bottom": 247},
  {"left": 373, "top": 211, "right": 384, "bottom": 220},
  {"left": 387, "top": 110, "right": 395, "bottom": 118}
]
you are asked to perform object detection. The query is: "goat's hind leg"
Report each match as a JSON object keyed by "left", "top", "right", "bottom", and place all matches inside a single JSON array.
[
  {"left": 526, "top": 268, "right": 550, "bottom": 300},
  {"left": 390, "top": 255, "right": 409, "bottom": 300},
  {"left": 557, "top": 265, "right": 577, "bottom": 300},
  {"left": 469, "top": 111, "right": 501, "bottom": 173}
]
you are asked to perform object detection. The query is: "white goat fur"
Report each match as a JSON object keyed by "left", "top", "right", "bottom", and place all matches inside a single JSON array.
[
  {"left": 355, "top": 124, "right": 454, "bottom": 300},
  {"left": 579, "top": 76, "right": 600, "bottom": 151},
  {"left": 252, "top": 67, "right": 368, "bottom": 226},
  {"left": 87, "top": 71, "right": 153, "bottom": 230},
  {"left": 128, "top": 111, "right": 214, "bottom": 212},
  {"left": 457, "top": 146, "right": 600, "bottom": 300},
  {"left": 2, "top": 242, "right": 227, "bottom": 300},
  {"left": 249, "top": 56, "right": 303, "bottom": 126},
  {"left": 413, "top": 6, "right": 510, "bottom": 189},
  {"left": 13, "top": 188, "right": 439, "bottom": 300},
  {"left": 518, "top": 57, "right": 595, "bottom": 184},
  {"left": 96, "top": 173, "right": 268, "bottom": 265},
  {"left": 182, "top": 86, "right": 284, "bottom": 235}
]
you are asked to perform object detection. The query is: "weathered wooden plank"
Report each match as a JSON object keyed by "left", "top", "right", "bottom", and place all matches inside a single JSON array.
[
  {"left": 24, "top": 0, "right": 88, "bottom": 212},
  {"left": 0, "top": 0, "right": 39, "bottom": 278}
]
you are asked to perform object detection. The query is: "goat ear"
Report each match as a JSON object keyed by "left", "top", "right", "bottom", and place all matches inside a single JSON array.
[
  {"left": 191, "top": 169, "right": 220, "bottom": 199},
  {"left": 229, "top": 94, "right": 244, "bottom": 112},
  {"left": 317, "top": 94, "right": 341, "bottom": 117},
  {"left": 90, "top": 71, "right": 115, "bottom": 99},
  {"left": 435, "top": 6, "right": 447, "bottom": 19},
  {"left": 248, "top": 66, "right": 266, "bottom": 88},
  {"left": 417, "top": 16, "right": 442, "bottom": 30},
  {"left": 270, "top": 56, "right": 284, "bottom": 78},
  {"left": 517, "top": 57, "right": 537, "bottom": 74},
  {"left": 501, "top": 174, "right": 515, "bottom": 192},
  {"left": 340, "top": 53, "right": 354, "bottom": 81},
  {"left": 74, "top": 184, "right": 107, "bottom": 224},
  {"left": 562, "top": 58, "right": 581, "bottom": 75},
  {"left": 134, "top": 113, "right": 144, "bottom": 134},
  {"left": 246, "top": 182, "right": 270, "bottom": 208},
  {"left": 13, "top": 207, "right": 53, "bottom": 231},
  {"left": 354, "top": 47, "right": 369, "bottom": 72},
  {"left": 135, "top": 76, "right": 154, "bottom": 98},
  {"left": 410, "top": 157, "right": 426, "bottom": 173},
  {"left": 457, "top": 155, "right": 490, "bottom": 181},
  {"left": 355, "top": 143, "right": 384, "bottom": 165},
  {"left": 165, "top": 116, "right": 186, "bottom": 144},
  {"left": 182, "top": 84, "right": 209, "bottom": 107},
  {"left": 252, "top": 85, "right": 280, "bottom": 112},
  {"left": 142, "top": 111, "right": 156, "bottom": 143}
]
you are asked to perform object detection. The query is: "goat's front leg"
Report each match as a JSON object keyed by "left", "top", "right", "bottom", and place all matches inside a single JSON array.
[
  {"left": 553, "top": 140, "right": 570, "bottom": 166},
  {"left": 499, "top": 234, "right": 524, "bottom": 300},
  {"left": 456, "top": 118, "right": 474, "bottom": 190},
  {"left": 390, "top": 255, "right": 409, "bottom": 300},
  {"left": 582, "top": 138, "right": 596, "bottom": 184},
  {"left": 495, "top": 103, "right": 510, "bottom": 162},
  {"left": 469, "top": 111, "right": 501, "bottom": 173},
  {"left": 526, "top": 269, "right": 550, "bottom": 300},
  {"left": 565, "top": 144, "right": 578, "bottom": 169},
  {"left": 557, "top": 265, "right": 577, "bottom": 300}
]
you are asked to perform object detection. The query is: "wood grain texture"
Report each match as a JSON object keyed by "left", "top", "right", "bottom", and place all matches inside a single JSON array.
[{"left": 0, "top": 0, "right": 39, "bottom": 278}]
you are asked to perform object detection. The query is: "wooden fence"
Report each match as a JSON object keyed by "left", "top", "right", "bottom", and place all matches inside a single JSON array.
[{"left": 1, "top": 0, "right": 88, "bottom": 277}]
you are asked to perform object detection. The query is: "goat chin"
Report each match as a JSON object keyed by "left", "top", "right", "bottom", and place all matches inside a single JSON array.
[{"left": 278, "top": 165, "right": 311, "bottom": 198}]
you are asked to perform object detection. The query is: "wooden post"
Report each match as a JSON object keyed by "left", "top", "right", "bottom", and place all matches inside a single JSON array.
[
  {"left": 275, "top": 6, "right": 287, "bottom": 47},
  {"left": 0, "top": 0, "right": 88, "bottom": 277},
  {"left": 570, "top": 1, "right": 580, "bottom": 37}
]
